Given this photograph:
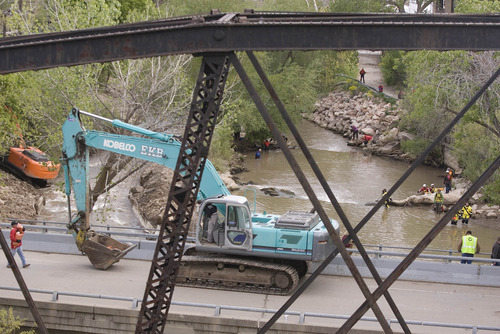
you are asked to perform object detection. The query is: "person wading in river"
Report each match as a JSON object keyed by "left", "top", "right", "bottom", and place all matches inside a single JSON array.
[{"left": 433, "top": 188, "right": 444, "bottom": 214}]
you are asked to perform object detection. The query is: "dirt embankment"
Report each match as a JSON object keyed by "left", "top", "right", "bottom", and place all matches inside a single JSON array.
[{"left": 0, "top": 172, "right": 45, "bottom": 220}]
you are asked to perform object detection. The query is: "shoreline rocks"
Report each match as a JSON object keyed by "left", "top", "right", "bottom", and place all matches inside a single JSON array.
[{"left": 303, "top": 89, "right": 413, "bottom": 161}]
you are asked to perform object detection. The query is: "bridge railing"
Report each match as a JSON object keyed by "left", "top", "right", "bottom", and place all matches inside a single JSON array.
[
  {"left": 0, "top": 218, "right": 500, "bottom": 265},
  {"left": 1, "top": 220, "right": 499, "bottom": 265},
  {"left": 0, "top": 285, "right": 499, "bottom": 333}
]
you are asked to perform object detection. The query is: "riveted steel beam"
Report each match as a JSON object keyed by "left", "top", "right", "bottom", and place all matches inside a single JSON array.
[
  {"left": 230, "top": 52, "right": 395, "bottom": 334},
  {"left": 247, "top": 51, "right": 411, "bottom": 333},
  {"left": 0, "top": 12, "right": 498, "bottom": 74},
  {"left": 135, "top": 53, "right": 230, "bottom": 334}
]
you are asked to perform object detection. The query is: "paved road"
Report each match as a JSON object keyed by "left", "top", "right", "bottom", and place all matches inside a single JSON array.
[
  {"left": 358, "top": 50, "right": 398, "bottom": 99},
  {"left": 2, "top": 251, "right": 500, "bottom": 333}
]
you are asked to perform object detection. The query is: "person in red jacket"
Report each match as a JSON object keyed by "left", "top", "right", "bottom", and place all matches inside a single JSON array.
[
  {"left": 359, "top": 68, "right": 366, "bottom": 83},
  {"left": 361, "top": 134, "right": 373, "bottom": 146},
  {"left": 6, "top": 221, "right": 30, "bottom": 268}
]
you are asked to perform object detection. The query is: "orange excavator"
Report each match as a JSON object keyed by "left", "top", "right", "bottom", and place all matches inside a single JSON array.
[{"left": 0, "top": 107, "right": 60, "bottom": 187}]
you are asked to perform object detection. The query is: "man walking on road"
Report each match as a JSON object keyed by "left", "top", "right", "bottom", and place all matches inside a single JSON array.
[
  {"left": 458, "top": 230, "right": 480, "bottom": 264},
  {"left": 359, "top": 68, "right": 366, "bottom": 83},
  {"left": 6, "top": 221, "right": 30, "bottom": 268}
]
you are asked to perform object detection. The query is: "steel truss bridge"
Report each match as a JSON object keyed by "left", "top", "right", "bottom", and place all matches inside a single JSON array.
[{"left": 0, "top": 10, "right": 499, "bottom": 334}]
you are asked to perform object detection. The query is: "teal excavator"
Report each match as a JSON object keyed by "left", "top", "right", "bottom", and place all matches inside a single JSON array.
[{"left": 61, "top": 108, "right": 339, "bottom": 294}]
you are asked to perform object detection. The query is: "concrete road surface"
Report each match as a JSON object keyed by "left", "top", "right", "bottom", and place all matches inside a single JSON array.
[{"left": 2, "top": 251, "right": 500, "bottom": 333}]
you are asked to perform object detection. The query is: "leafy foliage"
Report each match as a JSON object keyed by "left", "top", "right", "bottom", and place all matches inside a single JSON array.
[
  {"left": 400, "top": 138, "right": 443, "bottom": 165},
  {"left": 380, "top": 50, "right": 406, "bottom": 88},
  {"left": 0, "top": 307, "right": 35, "bottom": 334},
  {"left": 454, "top": 0, "right": 500, "bottom": 13},
  {"left": 329, "top": 0, "right": 390, "bottom": 13}
]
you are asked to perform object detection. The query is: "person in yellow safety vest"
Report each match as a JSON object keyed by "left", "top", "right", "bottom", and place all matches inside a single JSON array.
[
  {"left": 459, "top": 203, "right": 472, "bottom": 225},
  {"left": 457, "top": 230, "right": 480, "bottom": 264},
  {"left": 433, "top": 188, "right": 444, "bottom": 214},
  {"left": 381, "top": 189, "right": 392, "bottom": 208}
]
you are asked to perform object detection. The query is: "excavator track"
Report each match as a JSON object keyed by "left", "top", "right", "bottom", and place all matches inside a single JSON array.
[{"left": 177, "top": 255, "right": 300, "bottom": 295}]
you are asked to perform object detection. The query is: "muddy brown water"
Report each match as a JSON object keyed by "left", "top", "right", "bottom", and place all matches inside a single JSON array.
[{"left": 233, "top": 120, "right": 498, "bottom": 253}]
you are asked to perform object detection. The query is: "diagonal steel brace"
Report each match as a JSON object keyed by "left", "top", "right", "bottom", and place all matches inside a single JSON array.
[
  {"left": 229, "top": 52, "right": 394, "bottom": 334},
  {"left": 336, "top": 66, "right": 500, "bottom": 331},
  {"left": 246, "top": 50, "right": 411, "bottom": 334}
]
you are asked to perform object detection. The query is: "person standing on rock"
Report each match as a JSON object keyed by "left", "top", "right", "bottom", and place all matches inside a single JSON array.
[
  {"left": 491, "top": 236, "right": 500, "bottom": 266},
  {"left": 444, "top": 170, "right": 453, "bottom": 193},
  {"left": 458, "top": 230, "right": 479, "bottom": 264},
  {"left": 359, "top": 68, "right": 366, "bottom": 83},
  {"left": 6, "top": 221, "right": 30, "bottom": 269},
  {"left": 350, "top": 125, "right": 359, "bottom": 140}
]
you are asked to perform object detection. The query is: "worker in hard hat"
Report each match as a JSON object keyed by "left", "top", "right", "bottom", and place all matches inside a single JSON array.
[{"left": 418, "top": 184, "right": 429, "bottom": 194}]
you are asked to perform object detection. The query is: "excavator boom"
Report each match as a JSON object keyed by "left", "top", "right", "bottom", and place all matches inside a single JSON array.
[{"left": 61, "top": 108, "right": 230, "bottom": 269}]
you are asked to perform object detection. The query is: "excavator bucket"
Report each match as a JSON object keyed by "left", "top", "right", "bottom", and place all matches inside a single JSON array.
[{"left": 81, "top": 232, "right": 137, "bottom": 270}]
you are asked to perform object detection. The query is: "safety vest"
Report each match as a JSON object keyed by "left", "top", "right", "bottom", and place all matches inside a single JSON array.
[
  {"left": 461, "top": 235, "right": 477, "bottom": 254},
  {"left": 461, "top": 206, "right": 472, "bottom": 219}
]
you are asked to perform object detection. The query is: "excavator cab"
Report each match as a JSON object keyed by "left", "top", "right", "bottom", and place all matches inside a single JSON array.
[{"left": 196, "top": 195, "right": 253, "bottom": 253}]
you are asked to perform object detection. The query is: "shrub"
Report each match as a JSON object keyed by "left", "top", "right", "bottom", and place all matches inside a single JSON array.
[{"left": 0, "top": 307, "right": 35, "bottom": 334}]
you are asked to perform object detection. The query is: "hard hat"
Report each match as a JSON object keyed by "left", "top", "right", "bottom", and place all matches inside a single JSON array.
[
  {"left": 431, "top": 184, "right": 434, "bottom": 186},
  {"left": 423, "top": 184, "right": 426, "bottom": 187}
]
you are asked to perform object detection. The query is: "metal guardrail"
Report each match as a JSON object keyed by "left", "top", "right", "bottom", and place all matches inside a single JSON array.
[
  {"left": 348, "top": 249, "right": 500, "bottom": 265},
  {"left": 2, "top": 220, "right": 498, "bottom": 264},
  {"left": 0, "top": 220, "right": 160, "bottom": 239},
  {"left": 0, "top": 285, "right": 498, "bottom": 333}
]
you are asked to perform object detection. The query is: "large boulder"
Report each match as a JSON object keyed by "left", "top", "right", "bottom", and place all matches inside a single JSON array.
[
  {"left": 361, "top": 127, "right": 376, "bottom": 136},
  {"left": 443, "top": 147, "right": 463, "bottom": 175},
  {"left": 129, "top": 164, "right": 173, "bottom": 228}
]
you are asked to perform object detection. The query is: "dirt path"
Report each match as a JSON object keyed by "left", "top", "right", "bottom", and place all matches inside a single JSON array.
[{"left": 358, "top": 50, "right": 398, "bottom": 99}]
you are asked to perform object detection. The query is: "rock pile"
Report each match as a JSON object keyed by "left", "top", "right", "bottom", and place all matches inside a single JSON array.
[
  {"left": 304, "top": 90, "right": 414, "bottom": 160},
  {"left": 129, "top": 163, "right": 239, "bottom": 228}
]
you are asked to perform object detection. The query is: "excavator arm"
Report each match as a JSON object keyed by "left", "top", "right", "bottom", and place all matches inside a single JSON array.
[{"left": 61, "top": 108, "right": 230, "bottom": 269}]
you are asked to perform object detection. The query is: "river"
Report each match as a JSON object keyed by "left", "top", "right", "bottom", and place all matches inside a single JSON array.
[
  {"left": 233, "top": 120, "right": 498, "bottom": 252},
  {"left": 38, "top": 119, "right": 498, "bottom": 253}
]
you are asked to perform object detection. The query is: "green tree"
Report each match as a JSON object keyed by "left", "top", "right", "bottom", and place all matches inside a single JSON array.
[
  {"left": 397, "top": 0, "right": 500, "bottom": 202},
  {"left": 0, "top": 307, "right": 35, "bottom": 334},
  {"left": 454, "top": 0, "right": 500, "bottom": 13},
  {"left": 380, "top": 50, "right": 406, "bottom": 88},
  {"left": 329, "top": 0, "right": 390, "bottom": 13},
  {"left": 400, "top": 50, "right": 499, "bottom": 201}
]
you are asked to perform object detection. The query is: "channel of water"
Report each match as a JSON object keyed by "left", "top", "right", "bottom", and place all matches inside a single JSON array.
[{"left": 233, "top": 120, "right": 498, "bottom": 252}]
